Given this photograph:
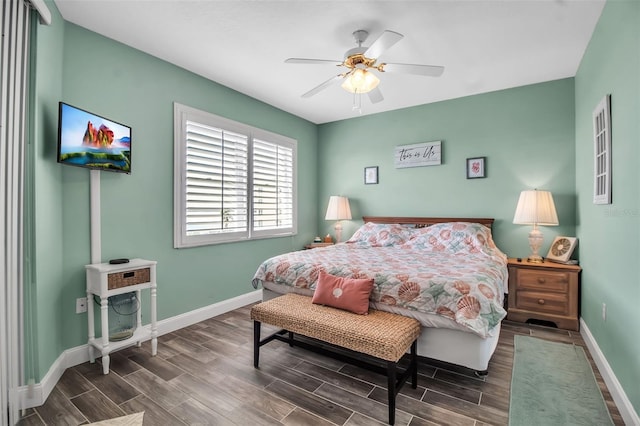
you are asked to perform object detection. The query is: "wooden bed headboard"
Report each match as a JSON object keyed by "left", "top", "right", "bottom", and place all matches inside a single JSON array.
[{"left": 361, "top": 216, "right": 495, "bottom": 229}]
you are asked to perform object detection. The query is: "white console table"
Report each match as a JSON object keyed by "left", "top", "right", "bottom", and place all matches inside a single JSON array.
[{"left": 85, "top": 258, "right": 157, "bottom": 374}]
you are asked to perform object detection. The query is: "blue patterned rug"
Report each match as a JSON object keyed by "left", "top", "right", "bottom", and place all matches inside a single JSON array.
[{"left": 509, "top": 336, "right": 613, "bottom": 426}]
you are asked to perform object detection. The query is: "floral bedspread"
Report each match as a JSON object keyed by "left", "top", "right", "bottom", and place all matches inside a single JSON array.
[{"left": 252, "top": 244, "right": 508, "bottom": 338}]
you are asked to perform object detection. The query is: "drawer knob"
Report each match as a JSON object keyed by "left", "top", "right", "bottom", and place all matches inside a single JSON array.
[
  {"left": 537, "top": 277, "right": 546, "bottom": 284},
  {"left": 538, "top": 299, "right": 546, "bottom": 305}
]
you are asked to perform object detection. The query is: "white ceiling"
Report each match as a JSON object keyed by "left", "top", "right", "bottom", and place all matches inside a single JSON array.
[{"left": 53, "top": 0, "right": 606, "bottom": 124}]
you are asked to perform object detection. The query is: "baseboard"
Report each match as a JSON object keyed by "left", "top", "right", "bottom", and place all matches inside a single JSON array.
[
  {"left": 580, "top": 317, "right": 640, "bottom": 425},
  {"left": 18, "top": 289, "right": 262, "bottom": 409}
]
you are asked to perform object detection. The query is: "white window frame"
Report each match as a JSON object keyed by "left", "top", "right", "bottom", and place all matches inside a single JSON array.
[
  {"left": 173, "top": 103, "right": 297, "bottom": 248},
  {"left": 593, "top": 94, "right": 612, "bottom": 205}
]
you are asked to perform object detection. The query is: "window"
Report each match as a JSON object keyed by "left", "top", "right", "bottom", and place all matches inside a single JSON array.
[
  {"left": 593, "top": 94, "right": 611, "bottom": 205},
  {"left": 174, "top": 103, "right": 297, "bottom": 247}
]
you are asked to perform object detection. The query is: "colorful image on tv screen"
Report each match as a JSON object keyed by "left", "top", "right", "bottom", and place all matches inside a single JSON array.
[{"left": 58, "top": 103, "right": 131, "bottom": 173}]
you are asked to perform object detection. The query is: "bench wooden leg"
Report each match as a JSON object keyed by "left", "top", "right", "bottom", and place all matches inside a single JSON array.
[
  {"left": 387, "top": 361, "right": 397, "bottom": 425},
  {"left": 411, "top": 340, "right": 418, "bottom": 389},
  {"left": 253, "top": 320, "right": 261, "bottom": 368}
]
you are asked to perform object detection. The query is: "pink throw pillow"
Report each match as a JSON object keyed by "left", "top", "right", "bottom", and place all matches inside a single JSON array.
[{"left": 312, "top": 271, "right": 374, "bottom": 315}]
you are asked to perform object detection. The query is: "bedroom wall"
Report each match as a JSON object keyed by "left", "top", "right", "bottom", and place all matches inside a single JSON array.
[
  {"left": 574, "top": 0, "right": 640, "bottom": 416},
  {"left": 317, "top": 78, "right": 577, "bottom": 258},
  {"left": 27, "top": 0, "right": 67, "bottom": 382},
  {"left": 28, "top": 8, "right": 318, "bottom": 380}
]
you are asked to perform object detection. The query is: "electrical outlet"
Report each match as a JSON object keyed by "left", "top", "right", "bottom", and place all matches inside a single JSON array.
[
  {"left": 76, "top": 297, "right": 87, "bottom": 314},
  {"left": 602, "top": 303, "right": 606, "bottom": 321}
]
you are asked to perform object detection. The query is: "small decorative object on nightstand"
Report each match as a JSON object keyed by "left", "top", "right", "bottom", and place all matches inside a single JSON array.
[
  {"left": 507, "top": 258, "right": 581, "bottom": 331},
  {"left": 305, "top": 242, "right": 334, "bottom": 249}
]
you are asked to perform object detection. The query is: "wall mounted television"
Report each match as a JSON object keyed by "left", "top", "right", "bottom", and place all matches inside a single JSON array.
[{"left": 57, "top": 102, "right": 132, "bottom": 174}]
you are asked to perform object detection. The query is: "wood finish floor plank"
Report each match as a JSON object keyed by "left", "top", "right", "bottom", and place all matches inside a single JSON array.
[
  {"left": 313, "top": 382, "right": 413, "bottom": 425},
  {"left": 169, "top": 398, "right": 236, "bottom": 426},
  {"left": 69, "top": 389, "right": 125, "bottom": 423},
  {"left": 80, "top": 367, "right": 141, "bottom": 405},
  {"left": 265, "top": 379, "right": 354, "bottom": 425},
  {"left": 122, "top": 368, "right": 189, "bottom": 409},
  {"left": 119, "top": 394, "right": 186, "bottom": 426},
  {"left": 369, "top": 386, "right": 475, "bottom": 426},
  {"left": 293, "top": 360, "right": 375, "bottom": 397},
  {"left": 127, "top": 350, "right": 186, "bottom": 381},
  {"left": 33, "top": 388, "right": 87, "bottom": 426},
  {"left": 23, "top": 307, "right": 625, "bottom": 426},
  {"left": 281, "top": 407, "right": 336, "bottom": 426},
  {"left": 55, "top": 367, "right": 95, "bottom": 399}
]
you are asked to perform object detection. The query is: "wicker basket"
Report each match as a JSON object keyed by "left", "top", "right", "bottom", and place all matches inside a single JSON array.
[{"left": 107, "top": 268, "right": 150, "bottom": 290}]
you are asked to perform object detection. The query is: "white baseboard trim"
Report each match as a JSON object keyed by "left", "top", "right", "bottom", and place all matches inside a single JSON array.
[
  {"left": 18, "top": 290, "right": 262, "bottom": 410},
  {"left": 580, "top": 318, "right": 640, "bottom": 426}
]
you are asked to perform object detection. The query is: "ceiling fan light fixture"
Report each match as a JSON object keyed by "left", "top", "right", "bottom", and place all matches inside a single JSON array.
[{"left": 341, "top": 69, "right": 379, "bottom": 94}]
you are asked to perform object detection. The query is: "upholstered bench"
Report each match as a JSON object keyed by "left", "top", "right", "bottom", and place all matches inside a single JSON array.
[{"left": 250, "top": 293, "right": 421, "bottom": 425}]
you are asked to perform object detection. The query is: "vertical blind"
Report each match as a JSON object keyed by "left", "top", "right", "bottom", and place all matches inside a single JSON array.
[{"left": 1, "top": 0, "right": 40, "bottom": 423}]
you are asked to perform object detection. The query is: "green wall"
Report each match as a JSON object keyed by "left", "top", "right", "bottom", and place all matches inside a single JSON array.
[
  {"left": 317, "top": 78, "right": 577, "bottom": 257},
  {"left": 28, "top": 0, "right": 66, "bottom": 382},
  {"left": 575, "top": 0, "right": 640, "bottom": 414},
  {"left": 29, "top": 11, "right": 317, "bottom": 380}
]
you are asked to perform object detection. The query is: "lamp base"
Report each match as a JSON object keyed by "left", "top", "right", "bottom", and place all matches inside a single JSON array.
[{"left": 527, "top": 227, "right": 544, "bottom": 264}]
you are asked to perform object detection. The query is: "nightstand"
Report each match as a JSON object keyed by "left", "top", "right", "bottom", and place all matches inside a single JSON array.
[{"left": 507, "top": 258, "right": 581, "bottom": 331}]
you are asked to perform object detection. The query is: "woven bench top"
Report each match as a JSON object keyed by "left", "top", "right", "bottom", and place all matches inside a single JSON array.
[{"left": 251, "top": 293, "right": 421, "bottom": 362}]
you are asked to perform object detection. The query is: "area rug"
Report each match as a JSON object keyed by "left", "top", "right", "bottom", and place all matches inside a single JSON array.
[
  {"left": 91, "top": 412, "right": 144, "bottom": 426},
  {"left": 509, "top": 336, "right": 613, "bottom": 426}
]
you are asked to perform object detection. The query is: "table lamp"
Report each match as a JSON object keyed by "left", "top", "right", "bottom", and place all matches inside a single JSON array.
[
  {"left": 324, "top": 196, "right": 352, "bottom": 243},
  {"left": 513, "top": 189, "right": 559, "bottom": 263}
]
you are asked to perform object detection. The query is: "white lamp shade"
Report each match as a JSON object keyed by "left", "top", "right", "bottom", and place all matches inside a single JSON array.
[
  {"left": 513, "top": 190, "right": 559, "bottom": 226},
  {"left": 341, "top": 69, "right": 380, "bottom": 94},
  {"left": 325, "top": 196, "right": 352, "bottom": 221}
]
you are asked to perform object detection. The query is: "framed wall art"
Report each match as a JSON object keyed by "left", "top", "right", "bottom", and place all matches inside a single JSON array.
[
  {"left": 364, "top": 166, "right": 378, "bottom": 184},
  {"left": 394, "top": 141, "right": 442, "bottom": 169},
  {"left": 466, "top": 157, "right": 486, "bottom": 179}
]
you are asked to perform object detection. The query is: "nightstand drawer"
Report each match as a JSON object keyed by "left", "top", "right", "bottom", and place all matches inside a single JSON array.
[
  {"left": 515, "top": 269, "right": 571, "bottom": 293},
  {"left": 515, "top": 290, "right": 569, "bottom": 316}
]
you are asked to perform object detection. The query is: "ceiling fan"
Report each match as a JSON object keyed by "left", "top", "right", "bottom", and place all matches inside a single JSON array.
[{"left": 285, "top": 29, "right": 445, "bottom": 104}]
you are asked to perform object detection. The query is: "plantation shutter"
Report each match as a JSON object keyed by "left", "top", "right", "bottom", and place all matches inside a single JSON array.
[
  {"left": 185, "top": 120, "right": 248, "bottom": 237},
  {"left": 252, "top": 138, "right": 294, "bottom": 234}
]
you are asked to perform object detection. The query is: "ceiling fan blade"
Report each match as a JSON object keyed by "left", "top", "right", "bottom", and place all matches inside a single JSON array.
[
  {"left": 382, "top": 63, "right": 445, "bottom": 77},
  {"left": 285, "top": 58, "right": 343, "bottom": 66},
  {"left": 301, "top": 75, "right": 343, "bottom": 98},
  {"left": 367, "top": 87, "right": 384, "bottom": 104},
  {"left": 364, "top": 30, "right": 403, "bottom": 59}
]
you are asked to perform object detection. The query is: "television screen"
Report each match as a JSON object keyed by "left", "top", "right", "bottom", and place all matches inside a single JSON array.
[{"left": 57, "top": 102, "right": 132, "bottom": 174}]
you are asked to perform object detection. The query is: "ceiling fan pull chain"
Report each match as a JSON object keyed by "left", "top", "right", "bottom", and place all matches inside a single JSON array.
[{"left": 352, "top": 90, "right": 363, "bottom": 114}]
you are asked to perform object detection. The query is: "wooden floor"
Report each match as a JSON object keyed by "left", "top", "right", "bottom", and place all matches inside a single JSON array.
[{"left": 19, "top": 305, "right": 624, "bottom": 426}]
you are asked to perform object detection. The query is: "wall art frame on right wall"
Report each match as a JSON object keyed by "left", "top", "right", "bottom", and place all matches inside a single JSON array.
[{"left": 593, "top": 94, "right": 612, "bottom": 204}]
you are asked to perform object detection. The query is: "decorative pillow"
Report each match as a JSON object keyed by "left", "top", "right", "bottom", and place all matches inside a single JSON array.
[
  {"left": 312, "top": 271, "right": 374, "bottom": 314},
  {"left": 345, "top": 222, "right": 413, "bottom": 247},
  {"left": 403, "top": 222, "right": 497, "bottom": 254}
]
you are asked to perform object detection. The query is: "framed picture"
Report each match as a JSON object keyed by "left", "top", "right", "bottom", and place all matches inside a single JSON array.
[
  {"left": 546, "top": 236, "right": 578, "bottom": 263},
  {"left": 364, "top": 166, "right": 378, "bottom": 184},
  {"left": 466, "top": 157, "right": 486, "bottom": 179}
]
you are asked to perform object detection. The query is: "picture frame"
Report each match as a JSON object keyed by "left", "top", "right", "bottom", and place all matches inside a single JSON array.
[
  {"left": 546, "top": 236, "right": 578, "bottom": 263},
  {"left": 466, "top": 157, "right": 486, "bottom": 179},
  {"left": 364, "top": 166, "right": 378, "bottom": 184}
]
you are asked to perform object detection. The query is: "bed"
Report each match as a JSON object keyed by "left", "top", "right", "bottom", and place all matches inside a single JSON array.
[{"left": 251, "top": 216, "right": 509, "bottom": 373}]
